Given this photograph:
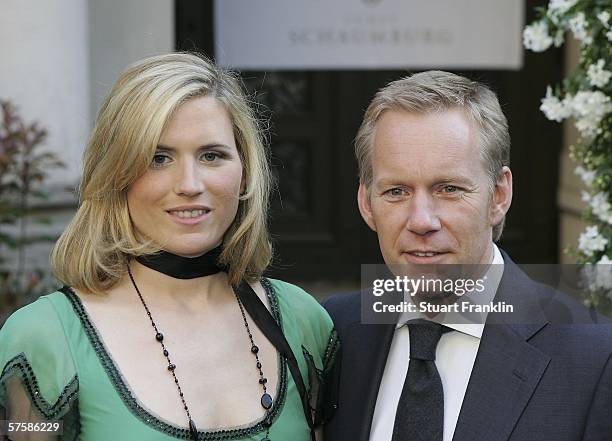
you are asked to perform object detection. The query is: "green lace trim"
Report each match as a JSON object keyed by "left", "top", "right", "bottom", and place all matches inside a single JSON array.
[
  {"left": 0, "top": 352, "right": 79, "bottom": 421},
  {"left": 301, "top": 328, "right": 339, "bottom": 426},
  {"left": 60, "top": 278, "right": 288, "bottom": 440}
]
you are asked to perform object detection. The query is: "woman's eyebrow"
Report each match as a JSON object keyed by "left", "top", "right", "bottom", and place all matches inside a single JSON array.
[{"left": 156, "top": 143, "right": 232, "bottom": 151}]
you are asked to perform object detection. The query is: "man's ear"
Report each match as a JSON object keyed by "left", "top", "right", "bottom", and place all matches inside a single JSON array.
[
  {"left": 490, "top": 166, "right": 513, "bottom": 226},
  {"left": 358, "top": 183, "right": 377, "bottom": 232}
]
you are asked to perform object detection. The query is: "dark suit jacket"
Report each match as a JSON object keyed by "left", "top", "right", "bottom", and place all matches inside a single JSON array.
[{"left": 323, "top": 253, "right": 612, "bottom": 441}]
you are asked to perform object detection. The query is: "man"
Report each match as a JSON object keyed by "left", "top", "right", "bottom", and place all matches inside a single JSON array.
[{"left": 323, "top": 71, "right": 612, "bottom": 441}]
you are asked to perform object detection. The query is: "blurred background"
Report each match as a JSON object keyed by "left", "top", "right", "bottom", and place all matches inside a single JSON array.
[{"left": 0, "top": 0, "right": 589, "bottom": 322}]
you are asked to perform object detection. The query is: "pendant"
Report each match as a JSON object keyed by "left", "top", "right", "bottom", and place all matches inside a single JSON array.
[
  {"left": 261, "top": 393, "right": 273, "bottom": 409},
  {"left": 189, "top": 419, "right": 198, "bottom": 440}
]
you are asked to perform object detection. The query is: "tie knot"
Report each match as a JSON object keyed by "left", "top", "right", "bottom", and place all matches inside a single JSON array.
[{"left": 407, "top": 320, "right": 448, "bottom": 361}]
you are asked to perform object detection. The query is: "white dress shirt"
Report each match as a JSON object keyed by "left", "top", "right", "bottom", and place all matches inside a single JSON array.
[{"left": 369, "top": 245, "right": 505, "bottom": 441}]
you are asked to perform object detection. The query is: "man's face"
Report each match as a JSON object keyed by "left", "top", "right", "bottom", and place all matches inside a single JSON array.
[{"left": 358, "top": 108, "right": 512, "bottom": 266}]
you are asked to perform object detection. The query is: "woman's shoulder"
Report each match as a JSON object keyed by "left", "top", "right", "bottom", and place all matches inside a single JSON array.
[
  {"left": 0, "top": 291, "right": 79, "bottom": 422},
  {"left": 2, "top": 289, "right": 73, "bottom": 330},
  {"left": 0, "top": 290, "right": 77, "bottom": 364},
  {"left": 263, "top": 278, "right": 334, "bottom": 349},
  {"left": 264, "top": 278, "right": 329, "bottom": 320},
  {"left": 2, "top": 291, "right": 67, "bottom": 330}
]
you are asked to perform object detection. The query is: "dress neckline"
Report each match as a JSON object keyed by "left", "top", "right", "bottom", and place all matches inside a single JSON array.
[{"left": 60, "top": 279, "right": 288, "bottom": 440}]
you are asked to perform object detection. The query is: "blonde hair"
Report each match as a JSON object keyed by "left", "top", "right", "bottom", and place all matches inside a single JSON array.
[
  {"left": 51, "top": 52, "right": 272, "bottom": 292},
  {"left": 354, "top": 71, "right": 510, "bottom": 241}
]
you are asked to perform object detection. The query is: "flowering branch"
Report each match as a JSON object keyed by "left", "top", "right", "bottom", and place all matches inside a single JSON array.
[
  {"left": 524, "top": 0, "right": 611, "bottom": 303},
  {"left": 524, "top": 2, "right": 612, "bottom": 252}
]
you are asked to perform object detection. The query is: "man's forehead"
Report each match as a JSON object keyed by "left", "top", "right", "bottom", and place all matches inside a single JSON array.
[{"left": 369, "top": 109, "right": 487, "bottom": 183}]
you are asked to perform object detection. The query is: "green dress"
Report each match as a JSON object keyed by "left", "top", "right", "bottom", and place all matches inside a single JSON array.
[{"left": 0, "top": 278, "right": 338, "bottom": 440}]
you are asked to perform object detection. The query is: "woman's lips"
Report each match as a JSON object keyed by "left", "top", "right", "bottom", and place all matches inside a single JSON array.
[{"left": 166, "top": 208, "right": 211, "bottom": 225}]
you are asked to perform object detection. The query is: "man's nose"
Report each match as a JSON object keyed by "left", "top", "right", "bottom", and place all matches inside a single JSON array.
[
  {"left": 174, "top": 161, "right": 204, "bottom": 196},
  {"left": 405, "top": 192, "right": 441, "bottom": 236}
]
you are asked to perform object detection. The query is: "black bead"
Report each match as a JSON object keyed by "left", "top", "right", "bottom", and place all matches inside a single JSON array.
[
  {"left": 259, "top": 378, "right": 267, "bottom": 384},
  {"left": 156, "top": 333, "right": 164, "bottom": 342},
  {"left": 251, "top": 345, "right": 259, "bottom": 354},
  {"left": 168, "top": 364, "right": 176, "bottom": 371},
  {"left": 256, "top": 362, "right": 262, "bottom": 369},
  {"left": 261, "top": 393, "right": 273, "bottom": 409},
  {"left": 163, "top": 349, "right": 169, "bottom": 356}
]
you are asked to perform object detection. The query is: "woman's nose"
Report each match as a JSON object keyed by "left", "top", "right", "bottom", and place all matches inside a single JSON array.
[{"left": 174, "top": 161, "right": 204, "bottom": 196}]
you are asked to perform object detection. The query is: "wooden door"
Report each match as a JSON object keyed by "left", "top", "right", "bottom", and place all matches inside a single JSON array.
[{"left": 176, "top": 0, "right": 563, "bottom": 283}]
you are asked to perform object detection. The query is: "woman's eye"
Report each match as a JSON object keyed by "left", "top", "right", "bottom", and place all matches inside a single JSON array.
[
  {"left": 151, "top": 154, "right": 171, "bottom": 168},
  {"left": 201, "top": 151, "right": 221, "bottom": 162}
]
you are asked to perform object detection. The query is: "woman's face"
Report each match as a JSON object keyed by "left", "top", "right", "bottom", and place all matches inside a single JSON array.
[{"left": 127, "top": 96, "right": 243, "bottom": 256}]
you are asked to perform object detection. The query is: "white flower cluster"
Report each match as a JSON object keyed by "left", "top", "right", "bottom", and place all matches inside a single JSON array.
[
  {"left": 569, "top": 12, "right": 594, "bottom": 45},
  {"left": 572, "top": 91, "right": 612, "bottom": 138},
  {"left": 549, "top": 0, "right": 578, "bottom": 17},
  {"left": 598, "top": 11, "right": 612, "bottom": 42},
  {"left": 585, "top": 255, "right": 612, "bottom": 293},
  {"left": 540, "top": 87, "right": 572, "bottom": 122},
  {"left": 579, "top": 225, "right": 609, "bottom": 255},
  {"left": 599, "top": 11, "right": 611, "bottom": 28},
  {"left": 541, "top": 89, "right": 612, "bottom": 138},
  {"left": 582, "top": 191, "right": 612, "bottom": 224},
  {"left": 575, "top": 166, "right": 596, "bottom": 187},
  {"left": 523, "top": 21, "right": 553, "bottom": 52},
  {"left": 587, "top": 59, "right": 612, "bottom": 88}
]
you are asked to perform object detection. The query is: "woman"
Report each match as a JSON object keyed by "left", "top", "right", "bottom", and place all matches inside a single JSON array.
[{"left": 0, "top": 53, "right": 337, "bottom": 441}]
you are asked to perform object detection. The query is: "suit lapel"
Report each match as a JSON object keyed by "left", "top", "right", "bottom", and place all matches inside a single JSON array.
[
  {"left": 453, "top": 254, "right": 551, "bottom": 441},
  {"left": 338, "top": 321, "right": 395, "bottom": 441},
  {"left": 452, "top": 322, "right": 550, "bottom": 441}
]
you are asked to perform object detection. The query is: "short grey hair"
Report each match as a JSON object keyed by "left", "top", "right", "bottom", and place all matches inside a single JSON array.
[{"left": 354, "top": 70, "right": 510, "bottom": 241}]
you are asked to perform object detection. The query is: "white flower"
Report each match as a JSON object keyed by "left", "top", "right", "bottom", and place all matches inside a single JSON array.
[
  {"left": 540, "top": 87, "right": 572, "bottom": 122},
  {"left": 590, "top": 192, "right": 612, "bottom": 225},
  {"left": 598, "top": 11, "right": 611, "bottom": 28},
  {"left": 579, "top": 225, "right": 609, "bottom": 255},
  {"left": 587, "top": 59, "right": 612, "bottom": 88},
  {"left": 548, "top": 0, "right": 578, "bottom": 16},
  {"left": 569, "top": 12, "right": 593, "bottom": 45},
  {"left": 607, "top": 30, "right": 612, "bottom": 42},
  {"left": 553, "top": 29, "right": 565, "bottom": 47},
  {"left": 575, "top": 166, "right": 596, "bottom": 187},
  {"left": 591, "top": 255, "right": 612, "bottom": 292},
  {"left": 582, "top": 190, "right": 592, "bottom": 202},
  {"left": 523, "top": 21, "right": 553, "bottom": 52},
  {"left": 568, "top": 91, "right": 612, "bottom": 138}
]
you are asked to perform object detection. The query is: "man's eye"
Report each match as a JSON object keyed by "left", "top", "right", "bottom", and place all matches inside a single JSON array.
[
  {"left": 201, "top": 151, "right": 221, "bottom": 162},
  {"left": 151, "top": 154, "right": 171, "bottom": 168},
  {"left": 442, "top": 185, "right": 458, "bottom": 193},
  {"left": 386, "top": 188, "right": 405, "bottom": 197}
]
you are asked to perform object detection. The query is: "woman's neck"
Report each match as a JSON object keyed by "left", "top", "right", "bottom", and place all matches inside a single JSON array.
[{"left": 124, "top": 259, "right": 233, "bottom": 311}]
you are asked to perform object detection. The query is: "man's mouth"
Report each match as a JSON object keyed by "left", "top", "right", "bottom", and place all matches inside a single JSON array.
[{"left": 410, "top": 251, "right": 440, "bottom": 257}]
